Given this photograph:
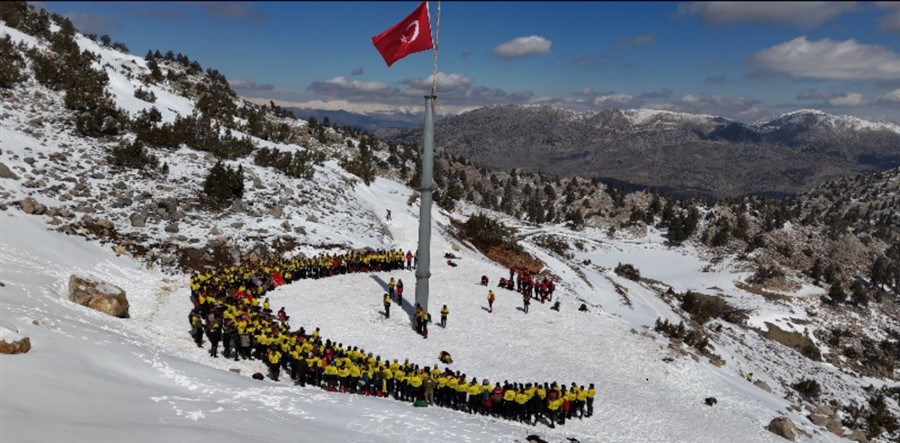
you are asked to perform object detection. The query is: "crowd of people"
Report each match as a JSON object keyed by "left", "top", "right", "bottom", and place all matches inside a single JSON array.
[
  {"left": 495, "top": 267, "right": 557, "bottom": 313},
  {"left": 186, "top": 249, "right": 594, "bottom": 428}
]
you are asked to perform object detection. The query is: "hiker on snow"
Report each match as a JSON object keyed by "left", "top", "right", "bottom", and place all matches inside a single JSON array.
[
  {"left": 388, "top": 277, "right": 397, "bottom": 300},
  {"left": 523, "top": 293, "right": 531, "bottom": 313},
  {"left": 383, "top": 293, "right": 391, "bottom": 318},
  {"left": 267, "top": 348, "right": 282, "bottom": 382},
  {"left": 440, "top": 304, "right": 449, "bottom": 328},
  {"left": 487, "top": 290, "right": 496, "bottom": 313},
  {"left": 396, "top": 279, "right": 404, "bottom": 303},
  {"left": 189, "top": 309, "right": 204, "bottom": 347},
  {"left": 206, "top": 317, "right": 222, "bottom": 357}
]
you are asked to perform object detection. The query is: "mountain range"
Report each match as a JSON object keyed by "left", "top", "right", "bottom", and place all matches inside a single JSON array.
[{"left": 378, "top": 106, "right": 900, "bottom": 198}]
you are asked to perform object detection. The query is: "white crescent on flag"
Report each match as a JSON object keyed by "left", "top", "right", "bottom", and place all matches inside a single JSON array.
[{"left": 400, "top": 20, "right": 419, "bottom": 44}]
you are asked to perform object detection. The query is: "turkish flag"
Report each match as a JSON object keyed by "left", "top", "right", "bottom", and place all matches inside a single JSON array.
[{"left": 372, "top": 1, "right": 433, "bottom": 67}]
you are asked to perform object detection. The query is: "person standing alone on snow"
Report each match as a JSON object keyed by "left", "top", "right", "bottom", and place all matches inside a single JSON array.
[
  {"left": 384, "top": 293, "right": 392, "bottom": 318},
  {"left": 440, "top": 304, "right": 449, "bottom": 327},
  {"left": 487, "top": 290, "right": 496, "bottom": 313}
]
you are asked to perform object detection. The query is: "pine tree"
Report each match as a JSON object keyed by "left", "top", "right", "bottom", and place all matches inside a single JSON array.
[
  {"left": 810, "top": 258, "right": 823, "bottom": 285},
  {"left": 0, "top": 35, "right": 24, "bottom": 87},
  {"left": 850, "top": 281, "right": 869, "bottom": 306},
  {"left": 566, "top": 208, "right": 585, "bottom": 229},
  {"left": 828, "top": 282, "right": 847, "bottom": 304},
  {"left": 203, "top": 161, "right": 244, "bottom": 205}
]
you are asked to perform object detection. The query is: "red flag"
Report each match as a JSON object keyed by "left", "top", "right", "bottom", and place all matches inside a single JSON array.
[{"left": 372, "top": 2, "right": 433, "bottom": 67}]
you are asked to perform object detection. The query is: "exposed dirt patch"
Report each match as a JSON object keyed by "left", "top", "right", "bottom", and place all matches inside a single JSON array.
[
  {"left": 483, "top": 244, "right": 544, "bottom": 274},
  {"left": 736, "top": 282, "right": 789, "bottom": 302},
  {"left": 762, "top": 321, "right": 821, "bottom": 361}
]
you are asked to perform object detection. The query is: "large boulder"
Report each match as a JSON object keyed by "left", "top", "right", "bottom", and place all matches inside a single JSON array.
[
  {"left": 0, "top": 326, "right": 31, "bottom": 354},
  {"left": 767, "top": 416, "right": 799, "bottom": 441},
  {"left": 68, "top": 275, "right": 129, "bottom": 318},
  {"left": 846, "top": 429, "right": 868, "bottom": 442},
  {"left": 0, "top": 162, "right": 18, "bottom": 180},
  {"left": 18, "top": 197, "right": 46, "bottom": 215},
  {"left": 754, "top": 380, "right": 773, "bottom": 393}
]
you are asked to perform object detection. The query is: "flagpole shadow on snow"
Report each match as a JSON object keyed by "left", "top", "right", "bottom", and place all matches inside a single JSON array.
[{"left": 370, "top": 275, "right": 417, "bottom": 324}]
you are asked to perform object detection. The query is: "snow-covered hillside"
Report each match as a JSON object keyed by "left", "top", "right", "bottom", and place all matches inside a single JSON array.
[{"left": 1, "top": 178, "right": 845, "bottom": 443}]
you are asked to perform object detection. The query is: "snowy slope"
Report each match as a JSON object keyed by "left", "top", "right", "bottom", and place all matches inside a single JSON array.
[
  {"left": 2, "top": 176, "right": 848, "bottom": 443},
  {"left": 1, "top": 13, "right": 895, "bottom": 443},
  {"left": 0, "top": 212, "right": 533, "bottom": 443}
]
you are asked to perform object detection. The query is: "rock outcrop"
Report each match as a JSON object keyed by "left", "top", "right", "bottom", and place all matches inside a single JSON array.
[
  {"left": 767, "top": 416, "right": 799, "bottom": 441},
  {"left": 0, "top": 326, "right": 31, "bottom": 354},
  {"left": 68, "top": 275, "right": 129, "bottom": 318}
]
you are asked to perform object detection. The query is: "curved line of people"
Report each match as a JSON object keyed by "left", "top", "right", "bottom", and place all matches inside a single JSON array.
[{"left": 187, "top": 249, "right": 594, "bottom": 428}]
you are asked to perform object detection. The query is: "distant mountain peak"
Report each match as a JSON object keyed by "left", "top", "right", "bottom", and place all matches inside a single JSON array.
[{"left": 755, "top": 109, "right": 900, "bottom": 135}]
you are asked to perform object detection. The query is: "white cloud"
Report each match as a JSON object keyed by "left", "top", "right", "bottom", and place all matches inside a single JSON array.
[
  {"left": 646, "top": 94, "right": 760, "bottom": 117},
  {"left": 493, "top": 35, "right": 552, "bottom": 59},
  {"left": 64, "top": 12, "right": 120, "bottom": 33},
  {"left": 827, "top": 93, "right": 867, "bottom": 107},
  {"left": 878, "top": 89, "right": 900, "bottom": 104},
  {"left": 592, "top": 94, "right": 637, "bottom": 106},
  {"left": 749, "top": 36, "right": 900, "bottom": 80},
  {"left": 229, "top": 79, "right": 274, "bottom": 91},
  {"left": 319, "top": 76, "right": 389, "bottom": 92},
  {"left": 877, "top": 2, "right": 900, "bottom": 34},
  {"left": 402, "top": 72, "right": 473, "bottom": 93},
  {"left": 678, "top": 1, "right": 857, "bottom": 27}
]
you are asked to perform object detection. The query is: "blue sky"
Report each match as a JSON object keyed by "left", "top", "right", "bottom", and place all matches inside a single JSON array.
[{"left": 39, "top": 1, "right": 900, "bottom": 122}]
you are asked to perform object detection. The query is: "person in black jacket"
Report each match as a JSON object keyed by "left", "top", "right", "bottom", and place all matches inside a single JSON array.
[{"left": 206, "top": 318, "right": 222, "bottom": 357}]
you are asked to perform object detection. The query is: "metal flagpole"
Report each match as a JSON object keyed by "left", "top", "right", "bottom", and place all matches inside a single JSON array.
[{"left": 415, "top": 0, "right": 440, "bottom": 315}]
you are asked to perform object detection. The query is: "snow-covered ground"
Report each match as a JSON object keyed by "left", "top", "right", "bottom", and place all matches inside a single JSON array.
[
  {"left": 2, "top": 176, "right": 851, "bottom": 442},
  {"left": 1, "top": 17, "right": 894, "bottom": 442}
]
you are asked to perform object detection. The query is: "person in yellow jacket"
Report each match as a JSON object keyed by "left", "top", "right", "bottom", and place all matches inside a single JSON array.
[
  {"left": 576, "top": 384, "right": 588, "bottom": 419},
  {"left": 446, "top": 376, "right": 459, "bottom": 408},
  {"left": 515, "top": 388, "right": 530, "bottom": 423},
  {"left": 586, "top": 383, "right": 596, "bottom": 417},
  {"left": 349, "top": 364, "right": 361, "bottom": 394},
  {"left": 467, "top": 380, "right": 482, "bottom": 414},
  {"left": 487, "top": 290, "right": 496, "bottom": 313},
  {"left": 324, "top": 362, "right": 339, "bottom": 390},
  {"left": 564, "top": 386, "right": 577, "bottom": 420},
  {"left": 440, "top": 305, "right": 449, "bottom": 328},
  {"left": 394, "top": 369, "right": 408, "bottom": 401},
  {"left": 455, "top": 377, "right": 469, "bottom": 411},
  {"left": 547, "top": 396, "right": 563, "bottom": 428},
  {"left": 383, "top": 293, "right": 392, "bottom": 318},
  {"left": 267, "top": 349, "right": 282, "bottom": 382},
  {"left": 408, "top": 373, "right": 423, "bottom": 402},
  {"left": 503, "top": 385, "right": 517, "bottom": 419},
  {"left": 387, "top": 277, "right": 397, "bottom": 300},
  {"left": 338, "top": 364, "right": 350, "bottom": 392}
]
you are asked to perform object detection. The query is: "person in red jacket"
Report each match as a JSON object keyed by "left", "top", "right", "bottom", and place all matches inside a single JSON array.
[
  {"left": 491, "top": 383, "right": 504, "bottom": 417},
  {"left": 406, "top": 251, "right": 413, "bottom": 270}
]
